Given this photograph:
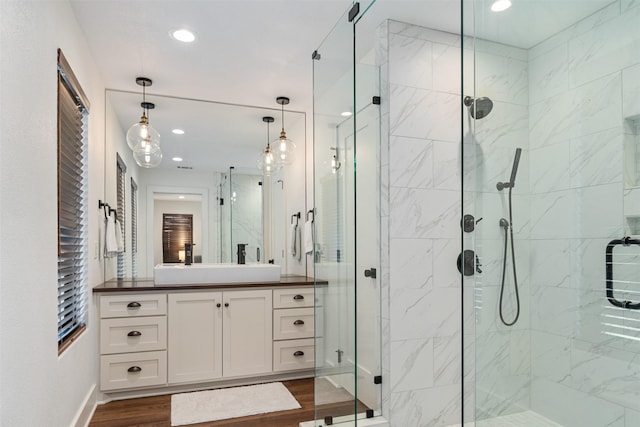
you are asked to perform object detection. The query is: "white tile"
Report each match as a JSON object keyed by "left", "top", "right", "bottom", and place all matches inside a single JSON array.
[
  {"left": 432, "top": 42, "right": 463, "bottom": 95},
  {"left": 389, "top": 136, "right": 433, "bottom": 189},
  {"left": 390, "top": 287, "right": 460, "bottom": 340},
  {"left": 531, "top": 330, "right": 571, "bottom": 383},
  {"left": 433, "top": 239, "right": 462, "bottom": 288},
  {"left": 568, "top": 6, "right": 640, "bottom": 88},
  {"left": 390, "top": 384, "right": 461, "bottom": 427},
  {"left": 390, "top": 86, "right": 460, "bottom": 142},
  {"left": 530, "top": 142, "right": 571, "bottom": 194},
  {"left": 530, "top": 286, "right": 579, "bottom": 337},
  {"left": 389, "top": 20, "right": 460, "bottom": 47},
  {"left": 390, "top": 238, "right": 433, "bottom": 290},
  {"left": 573, "top": 183, "right": 623, "bottom": 239},
  {"left": 475, "top": 51, "right": 528, "bottom": 106},
  {"left": 434, "top": 334, "right": 461, "bottom": 386},
  {"left": 531, "top": 378, "right": 625, "bottom": 427},
  {"left": 389, "top": 338, "right": 434, "bottom": 392},
  {"left": 433, "top": 141, "right": 460, "bottom": 191},
  {"left": 530, "top": 190, "right": 574, "bottom": 239},
  {"left": 389, "top": 33, "right": 433, "bottom": 89},
  {"left": 625, "top": 408, "right": 640, "bottom": 427},
  {"left": 529, "top": 42, "right": 569, "bottom": 104},
  {"left": 570, "top": 127, "right": 624, "bottom": 188},
  {"left": 389, "top": 188, "right": 460, "bottom": 239},
  {"left": 623, "top": 63, "right": 640, "bottom": 118}
]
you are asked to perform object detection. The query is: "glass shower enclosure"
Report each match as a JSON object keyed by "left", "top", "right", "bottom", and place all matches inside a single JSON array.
[
  {"left": 312, "top": 1, "right": 382, "bottom": 424},
  {"left": 464, "top": 0, "right": 640, "bottom": 425}
]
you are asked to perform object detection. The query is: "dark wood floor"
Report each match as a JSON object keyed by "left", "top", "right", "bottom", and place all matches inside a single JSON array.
[{"left": 89, "top": 378, "right": 367, "bottom": 427}]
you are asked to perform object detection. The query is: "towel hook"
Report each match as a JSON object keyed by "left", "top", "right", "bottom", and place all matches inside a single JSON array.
[
  {"left": 291, "top": 212, "right": 301, "bottom": 225},
  {"left": 306, "top": 209, "right": 315, "bottom": 222}
]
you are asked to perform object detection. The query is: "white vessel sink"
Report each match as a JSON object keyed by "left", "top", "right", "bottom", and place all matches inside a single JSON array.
[{"left": 154, "top": 263, "right": 281, "bottom": 285}]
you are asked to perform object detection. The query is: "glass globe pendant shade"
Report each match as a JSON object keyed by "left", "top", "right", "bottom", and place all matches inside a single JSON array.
[
  {"left": 133, "top": 140, "right": 163, "bottom": 168},
  {"left": 127, "top": 113, "right": 160, "bottom": 151},
  {"left": 257, "top": 144, "right": 280, "bottom": 176},
  {"left": 274, "top": 129, "right": 296, "bottom": 165}
]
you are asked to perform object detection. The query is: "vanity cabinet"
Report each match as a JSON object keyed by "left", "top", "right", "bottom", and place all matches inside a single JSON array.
[
  {"left": 99, "top": 294, "right": 168, "bottom": 391},
  {"left": 167, "top": 289, "right": 272, "bottom": 384},
  {"left": 272, "top": 287, "right": 315, "bottom": 372}
]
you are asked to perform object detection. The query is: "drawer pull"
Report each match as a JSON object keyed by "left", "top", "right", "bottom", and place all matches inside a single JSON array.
[
  {"left": 224, "top": 302, "right": 229, "bottom": 307},
  {"left": 127, "top": 366, "right": 142, "bottom": 373},
  {"left": 293, "top": 350, "right": 305, "bottom": 357},
  {"left": 217, "top": 303, "right": 221, "bottom": 308},
  {"left": 127, "top": 330, "right": 142, "bottom": 337},
  {"left": 293, "top": 295, "right": 304, "bottom": 301},
  {"left": 293, "top": 320, "right": 305, "bottom": 326},
  {"left": 127, "top": 302, "right": 141, "bottom": 308}
]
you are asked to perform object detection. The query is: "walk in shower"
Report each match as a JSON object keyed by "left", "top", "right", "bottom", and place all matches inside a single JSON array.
[{"left": 312, "top": 0, "right": 640, "bottom": 425}]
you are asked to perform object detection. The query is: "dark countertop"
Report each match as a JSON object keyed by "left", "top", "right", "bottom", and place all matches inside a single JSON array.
[{"left": 93, "top": 275, "right": 326, "bottom": 293}]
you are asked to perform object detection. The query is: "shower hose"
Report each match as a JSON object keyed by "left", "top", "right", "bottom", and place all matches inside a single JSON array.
[{"left": 499, "top": 186, "right": 520, "bottom": 326}]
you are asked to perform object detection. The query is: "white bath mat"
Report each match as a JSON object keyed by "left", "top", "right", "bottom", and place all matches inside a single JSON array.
[{"left": 171, "top": 382, "right": 301, "bottom": 426}]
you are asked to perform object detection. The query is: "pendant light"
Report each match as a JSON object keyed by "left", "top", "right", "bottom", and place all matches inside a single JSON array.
[
  {"left": 257, "top": 116, "right": 280, "bottom": 176},
  {"left": 273, "top": 96, "right": 296, "bottom": 165},
  {"left": 126, "top": 77, "right": 162, "bottom": 168}
]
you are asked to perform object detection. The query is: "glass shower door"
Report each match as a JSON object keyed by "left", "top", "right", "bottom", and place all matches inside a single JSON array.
[{"left": 312, "top": 2, "right": 381, "bottom": 424}]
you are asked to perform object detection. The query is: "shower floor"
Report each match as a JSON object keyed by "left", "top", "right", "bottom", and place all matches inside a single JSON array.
[{"left": 449, "top": 410, "right": 562, "bottom": 427}]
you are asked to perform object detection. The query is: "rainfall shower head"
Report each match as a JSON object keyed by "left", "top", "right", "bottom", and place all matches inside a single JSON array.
[{"left": 464, "top": 96, "right": 494, "bottom": 119}]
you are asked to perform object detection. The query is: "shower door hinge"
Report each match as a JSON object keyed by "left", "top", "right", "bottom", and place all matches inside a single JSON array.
[
  {"left": 324, "top": 415, "right": 334, "bottom": 425},
  {"left": 348, "top": 2, "right": 360, "bottom": 22},
  {"left": 372, "top": 96, "right": 381, "bottom": 105},
  {"left": 336, "top": 349, "right": 344, "bottom": 363},
  {"left": 374, "top": 375, "right": 382, "bottom": 384},
  {"left": 366, "top": 409, "right": 374, "bottom": 418},
  {"left": 312, "top": 50, "right": 321, "bottom": 60}
]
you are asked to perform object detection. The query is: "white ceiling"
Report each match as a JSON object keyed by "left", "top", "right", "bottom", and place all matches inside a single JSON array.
[{"left": 70, "top": 0, "right": 614, "bottom": 172}]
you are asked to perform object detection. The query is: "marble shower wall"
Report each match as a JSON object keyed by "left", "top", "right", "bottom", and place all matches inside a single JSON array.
[
  {"left": 528, "top": 2, "right": 640, "bottom": 426},
  {"left": 378, "top": 20, "right": 529, "bottom": 426}
]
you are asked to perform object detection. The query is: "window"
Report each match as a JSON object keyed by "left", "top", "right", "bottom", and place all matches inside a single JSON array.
[
  {"left": 57, "top": 49, "right": 90, "bottom": 353},
  {"left": 131, "top": 178, "right": 138, "bottom": 278},
  {"left": 116, "top": 155, "right": 126, "bottom": 279},
  {"left": 162, "top": 213, "right": 193, "bottom": 263}
]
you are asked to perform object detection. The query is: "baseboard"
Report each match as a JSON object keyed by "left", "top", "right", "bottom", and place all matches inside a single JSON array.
[{"left": 72, "top": 384, "right": 97, "bottom": 427}]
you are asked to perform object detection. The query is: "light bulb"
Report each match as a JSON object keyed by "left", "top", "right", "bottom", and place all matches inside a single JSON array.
[
  {"left": 133, "top": 142, "right": 162, "bottom": 168},
  {"left": 491, "top": 0, "right": 511, "bottom": 12},
  {"left": 127, "top": 118, "right": 160, "bottom": 151}
]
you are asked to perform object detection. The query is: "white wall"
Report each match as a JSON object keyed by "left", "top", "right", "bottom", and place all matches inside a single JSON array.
[{"left": 0, "top": 1, "right": 104, "bottom": 425}]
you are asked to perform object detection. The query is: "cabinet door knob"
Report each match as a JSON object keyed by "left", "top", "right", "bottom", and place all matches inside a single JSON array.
[
  {"left": 293, "top": 351, "right": 305, "bottom": 357},
  {"left": 216, "top": 303, "right": 221, "bottom": 308},
  {"left": 127, "top": 302, "right": 141, "bottom": 308},
  {"left": 127, "top": 330, "right": 142, "bottom": 337},
  {"left": 224, "top": 302, "right": 229, "bottom": 307},
  {"left": 293, "top": 320, "right": 305, "bottom": 326},
  {"left": 293, "top": 295, "right": 304, "bottom": 301},
  {"left": 127, "top": 366, "right": 142, "bottom": 373}
]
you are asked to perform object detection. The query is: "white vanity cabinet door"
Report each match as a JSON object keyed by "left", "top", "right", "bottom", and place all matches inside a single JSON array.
[
  {"left": 222, "top": 289, "right": 273, "bottom": 378},
  {"left": 167, "top": 292, "right": 223, "bottom": 384}
]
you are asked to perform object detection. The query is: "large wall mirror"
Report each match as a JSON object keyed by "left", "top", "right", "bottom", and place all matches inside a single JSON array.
[{"left": 103, "top": 89, "right": 306, "bottom": 281}]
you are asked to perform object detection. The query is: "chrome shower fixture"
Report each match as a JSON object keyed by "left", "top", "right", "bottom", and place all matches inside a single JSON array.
[{"left": 463, "top": 96, "right": 494, "bottom": 119}]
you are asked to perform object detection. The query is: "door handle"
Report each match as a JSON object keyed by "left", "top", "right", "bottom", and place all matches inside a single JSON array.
[{"left": 364, "top": 268, "right": 377, "bottom": 279}]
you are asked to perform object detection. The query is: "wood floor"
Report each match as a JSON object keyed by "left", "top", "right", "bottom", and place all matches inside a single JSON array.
[{"left": 89, "top": 378, "right": 367, "bottom": 427}]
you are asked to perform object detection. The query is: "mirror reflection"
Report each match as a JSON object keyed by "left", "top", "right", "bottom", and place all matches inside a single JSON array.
[{"left": 103, "top": 90, "right": 306, "bottom": 281}]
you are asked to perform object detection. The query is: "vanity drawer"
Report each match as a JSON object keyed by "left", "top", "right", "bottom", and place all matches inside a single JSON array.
[
  {"left": 273, "top": 339, "right": 314, "bottom": 372},
  {"left": 100, "top": 316, "right": 167, "bottom": 354},
  {"left": 100, "top": 294, "right": 167, "bottom": 318},
  {"left": 273, "top": 307, "right": 314, "bottom": 340},
  {"left": 273, "top": 287, "right": 314, "bottom": 309},
  {"left": 100, "top": 351, "right": 167, "bottom": 391}
]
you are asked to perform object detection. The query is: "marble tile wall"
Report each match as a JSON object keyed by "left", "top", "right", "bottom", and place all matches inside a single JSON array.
[
  {"left": 379, "top": 19, "right": 529, "bottom": 426},
  {"left": 528, "top": 2, "right": 640, "bottom": 426}
]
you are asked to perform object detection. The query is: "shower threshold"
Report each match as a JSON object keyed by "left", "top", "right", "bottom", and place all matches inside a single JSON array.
[{"left": 448, "top": 410, "right": 561, "bottom": 427}]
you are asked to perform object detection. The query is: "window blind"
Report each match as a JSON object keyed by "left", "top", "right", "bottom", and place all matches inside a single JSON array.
[
  {"left": 131, "top": 178, "right": 138, "bottom": 278},
  {"left": 162, "top": 214, "right": 193, "bottom": 263},
  {"left": 116, "top": 155, "right": 126, "bottom": 279},
  {"left": 57, "top": 49, "right": 89, "bottom": 351}
]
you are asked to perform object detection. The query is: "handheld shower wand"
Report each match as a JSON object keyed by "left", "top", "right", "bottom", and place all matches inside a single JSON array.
[{"left": 497, "top": 148, "right": 522, "bottom": 326}]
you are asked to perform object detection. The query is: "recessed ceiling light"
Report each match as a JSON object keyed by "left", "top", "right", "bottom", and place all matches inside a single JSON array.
[
  {"left": 491, "top": 0, "right": 511, "bottom": 12},
  {"left": 171, "top": 29, "right": 196, "bottom": 43},
  {"left": 341, "top": 111, "right": 352, "bottom": 117},
  {"left": 172, "top": 129, "right": 185, "bottom": 135},
  {"left": 172, "top": 157, "right": 183, "bottom": 162},
  {"left": 178, "top": 195, "right": 185, "bottom": 199}
]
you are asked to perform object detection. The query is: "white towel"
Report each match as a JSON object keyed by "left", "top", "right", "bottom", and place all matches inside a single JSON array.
[
  {"left": 290, "top": 223, "right": 298, "bottom": 257},
  {"left": 304, "top": 220, "right": 314, "bottom": 254},
  {"left": 115, "top": 219, "right": 125, "bottom": 253},
  {"left": 296, "top": 224, "right": 302, "bottom": 262},
  {"left": 104, "top": 216, "right": 118, "bottom": 258}
]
